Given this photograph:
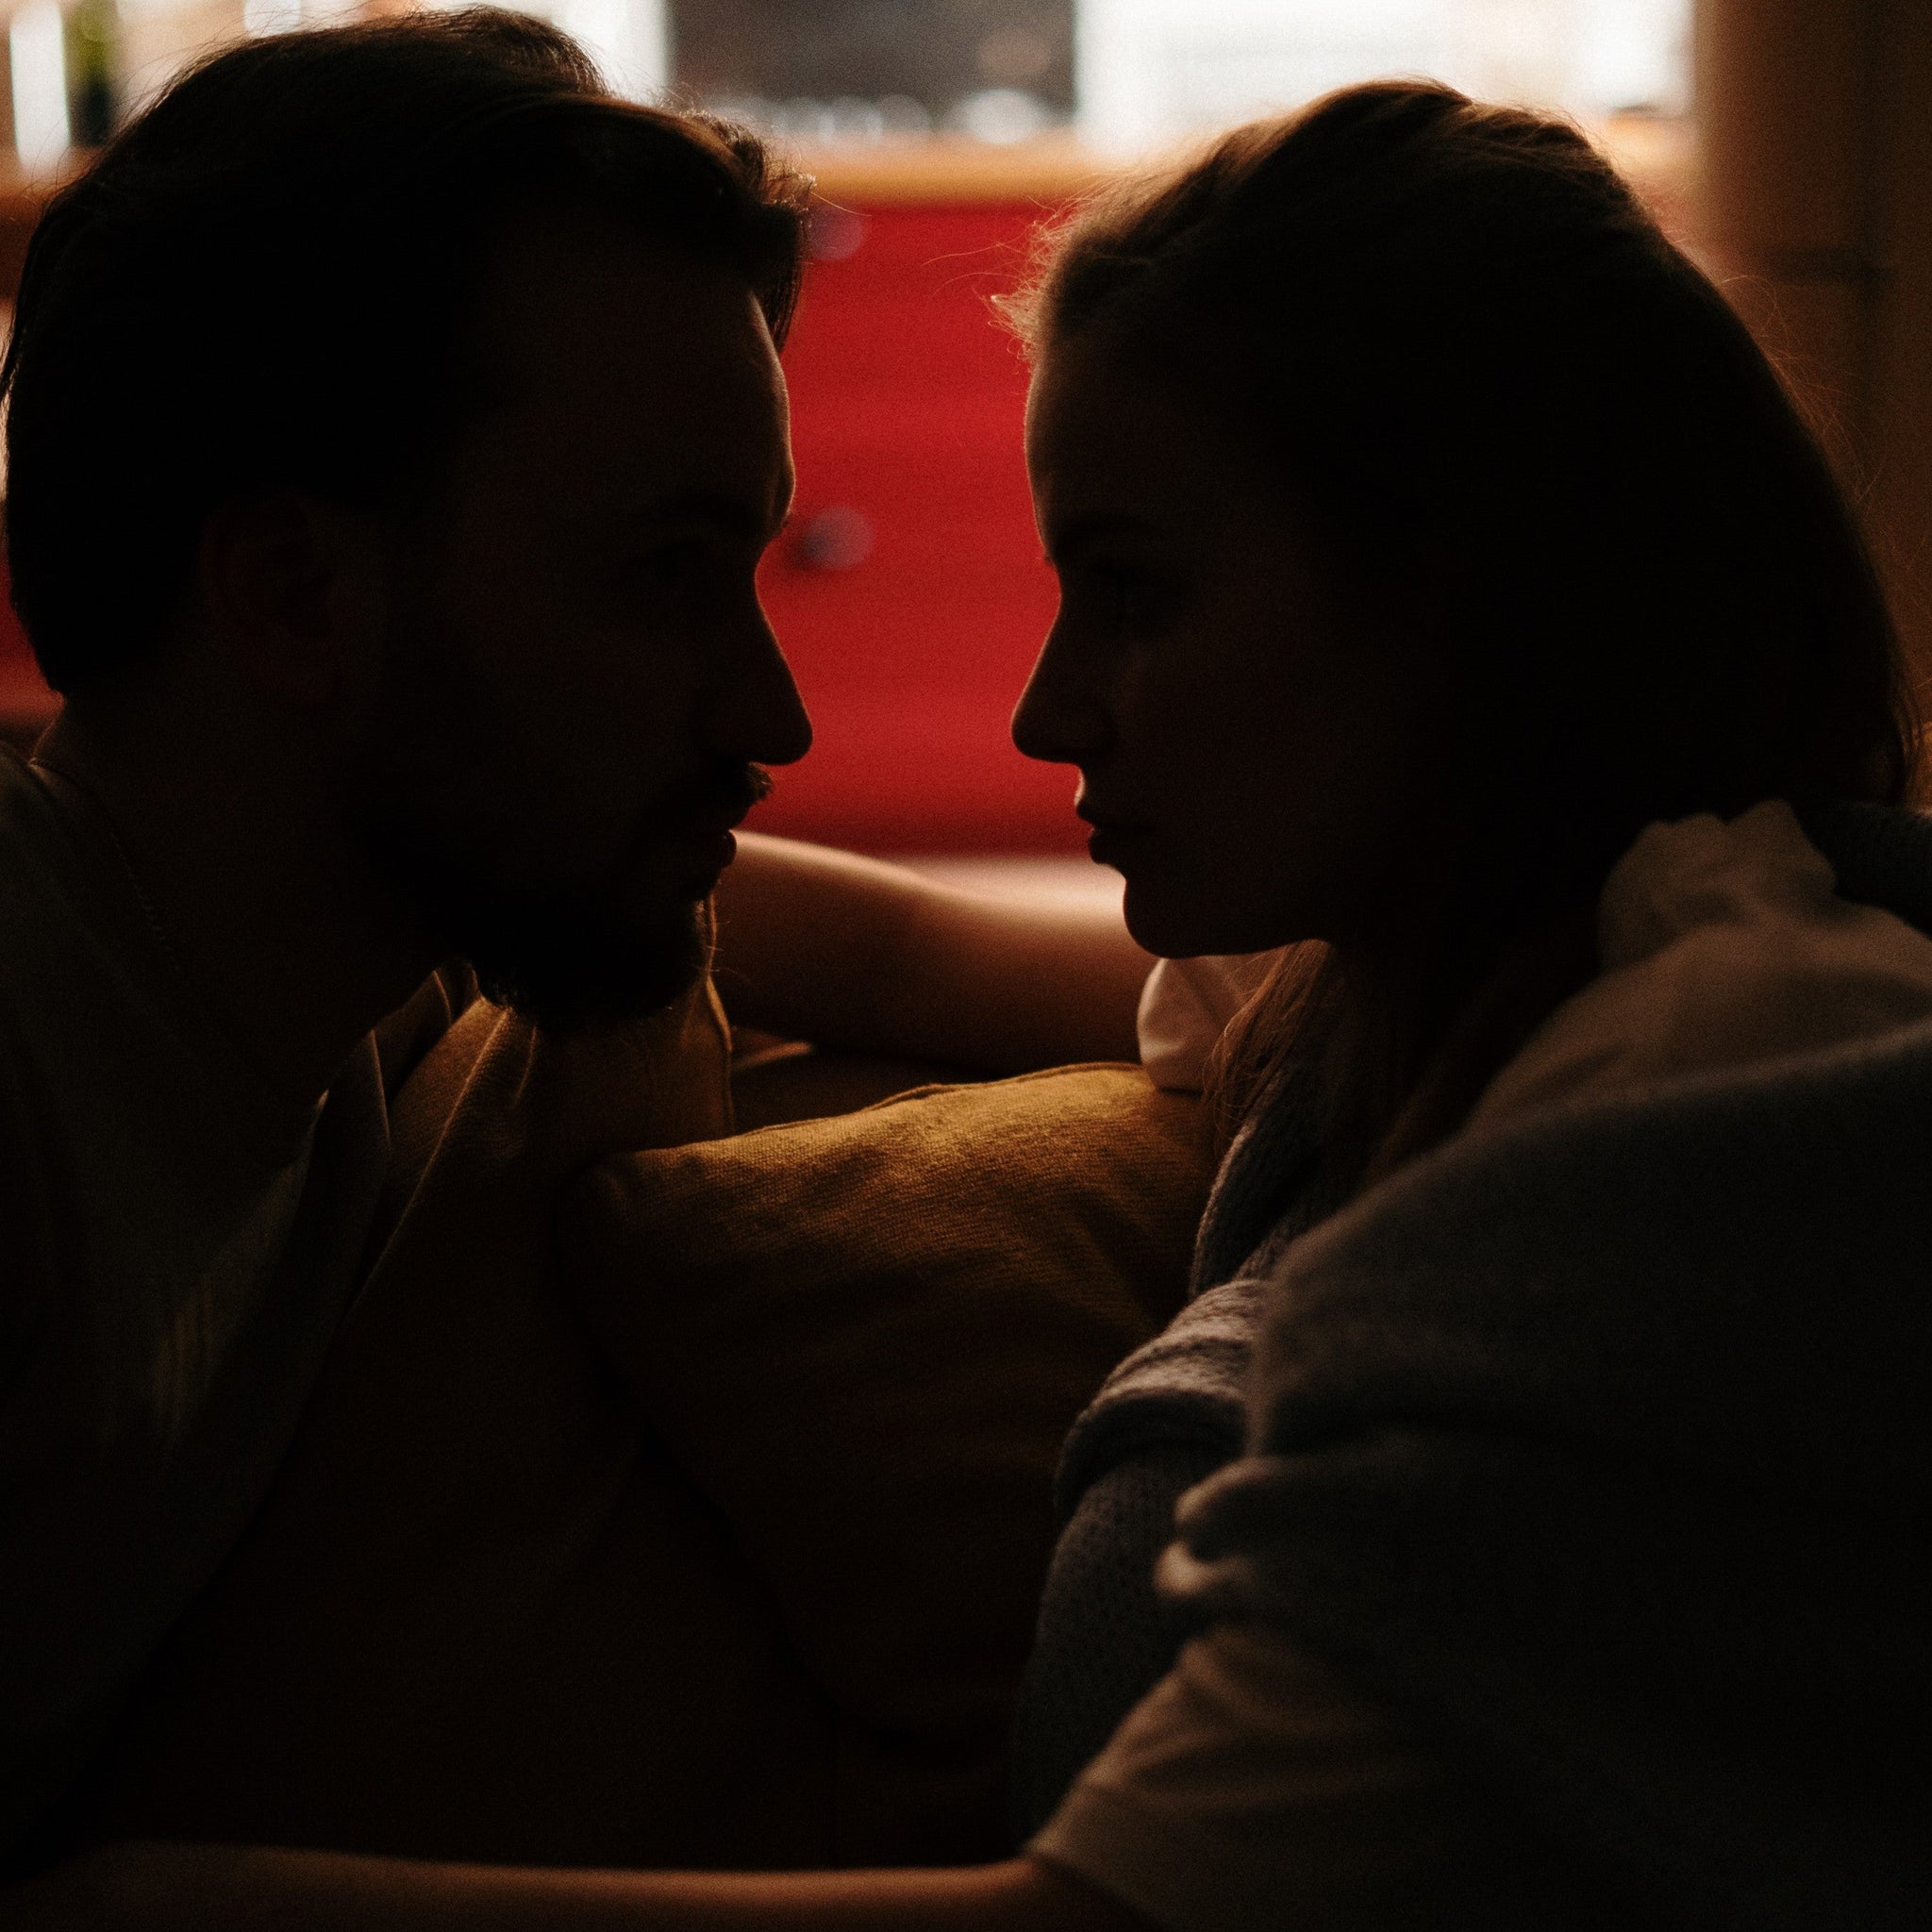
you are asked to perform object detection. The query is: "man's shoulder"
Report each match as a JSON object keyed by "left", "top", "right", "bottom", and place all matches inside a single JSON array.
[
  {"left": 0, "top": 1019, "right": 58, "bottom": 1319},
  {"left": 370, "top": 961, "right": 483, "bottom": 1105},
  {"left": 0, "top": 748, "right": 144, "bottom": 1073},
  {"left": 0, "top": 747, "right": 146, "bottom": 1357},
  {"left": 0, "top": 744, "right": 80, "bottom": 906}
]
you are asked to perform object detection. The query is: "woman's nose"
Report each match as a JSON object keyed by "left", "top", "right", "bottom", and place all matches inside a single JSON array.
[{"left": 1011, "top": 623, "right": 1109, "bottom": 766}]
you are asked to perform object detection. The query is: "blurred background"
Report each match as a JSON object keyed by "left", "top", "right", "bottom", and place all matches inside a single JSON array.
[{"left": 0, "top": 1, "right": 1924, "bottom": 871}]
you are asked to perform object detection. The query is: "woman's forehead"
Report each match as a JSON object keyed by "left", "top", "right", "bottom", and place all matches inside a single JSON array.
[{"left": 1026, "top": 331, "right": 1293, "bottom": 540}]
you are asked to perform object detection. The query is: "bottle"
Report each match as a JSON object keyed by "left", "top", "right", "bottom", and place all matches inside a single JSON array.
[{"left": 67, "top": 0, "right": 117, "bottom": 150}]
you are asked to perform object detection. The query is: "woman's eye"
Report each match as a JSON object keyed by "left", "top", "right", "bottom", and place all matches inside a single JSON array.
[{"left": 1074, "top": 559, "right": 1164, "bottom": 628}]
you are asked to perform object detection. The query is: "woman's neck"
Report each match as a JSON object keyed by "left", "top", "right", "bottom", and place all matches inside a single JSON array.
[{"left": 1353, "top": 907, "right": 1600, "bottom": 1189}]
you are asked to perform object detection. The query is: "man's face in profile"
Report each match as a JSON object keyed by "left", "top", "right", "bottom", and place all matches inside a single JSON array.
[{"left": 348, "top": 208, "right": 810, "bottom": 1029}]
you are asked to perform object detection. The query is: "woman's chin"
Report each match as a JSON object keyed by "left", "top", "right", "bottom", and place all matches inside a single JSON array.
[
  {"left": 1124, "top": 879, "right": 1307, "bottom": 961},
  {"left": 1122, "top": 886, "right": 1235, "bottom": 960}
]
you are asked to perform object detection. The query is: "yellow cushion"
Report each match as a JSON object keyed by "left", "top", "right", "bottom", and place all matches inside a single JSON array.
[
  {"left": 91, "top": 1044, "right": 1209, "bottom": 1872},
  {"left": 79, "top": 978, "right": 812, "bottom": 1869},
  {"left": 558, "top": 1062, "right": 1213, "bottom": 1860}
]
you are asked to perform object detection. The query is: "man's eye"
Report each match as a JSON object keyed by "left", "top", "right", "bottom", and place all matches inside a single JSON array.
[{"left": 640, "top": 541, "right": 706, "bottom": 588}]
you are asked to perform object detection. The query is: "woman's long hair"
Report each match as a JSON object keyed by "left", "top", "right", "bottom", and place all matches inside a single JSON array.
[{"left": 1008, "top": 82, "right": 1921, "bottom": 1191}]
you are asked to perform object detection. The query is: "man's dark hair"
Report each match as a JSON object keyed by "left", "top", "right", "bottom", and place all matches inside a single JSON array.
[{"left": 0, "top": 9, "right": 811, "bottom": 693}]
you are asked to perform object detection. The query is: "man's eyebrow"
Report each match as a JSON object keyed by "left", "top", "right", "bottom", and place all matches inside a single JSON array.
[{"left": 634, "top": 491, "right": 782, "bottom": 541}]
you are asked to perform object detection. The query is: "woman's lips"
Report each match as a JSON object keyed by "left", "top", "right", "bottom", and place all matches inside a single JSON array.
[{"left": 1086, "top": 822, "right": 1153, "bottom": 868}]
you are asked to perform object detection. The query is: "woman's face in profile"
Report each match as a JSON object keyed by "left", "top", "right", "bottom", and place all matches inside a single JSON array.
[{"left": 1014, "top": 329, "right": 1448, "bottom": 959}]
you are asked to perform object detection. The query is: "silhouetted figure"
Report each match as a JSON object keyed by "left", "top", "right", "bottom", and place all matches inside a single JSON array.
[{"left": 1, "top": 4, "right": 811, "bottom": 1891}]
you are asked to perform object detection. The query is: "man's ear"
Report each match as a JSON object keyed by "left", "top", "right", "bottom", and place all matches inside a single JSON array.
[{"left": 194, "top": 491, "right": 390, "bottom": 707}]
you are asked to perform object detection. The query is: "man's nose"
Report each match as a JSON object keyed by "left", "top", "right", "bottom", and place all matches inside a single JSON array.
[{"left": 715, "top": 603, "right": 812, "bottom": 767}]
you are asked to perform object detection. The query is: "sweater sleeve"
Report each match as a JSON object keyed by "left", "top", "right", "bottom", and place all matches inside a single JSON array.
[
  {"left": 1028, "top": 1624, "right": 1570, "bottom": 1932},
  {"left": 1008, "top": 1441, "right": 1226, "bottom": 1836},
  {"left": 1011, "top": 1272, "right": 1270, "bottom": 1838}
]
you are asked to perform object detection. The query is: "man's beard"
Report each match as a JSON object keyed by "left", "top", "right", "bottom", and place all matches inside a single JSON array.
[{"left": 352, "top": 757, "right": 771, "bottom": 1035}]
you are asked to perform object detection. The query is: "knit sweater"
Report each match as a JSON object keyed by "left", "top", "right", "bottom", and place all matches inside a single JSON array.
[{"left": 1012, "top": 799, "right": 1932, "bottom": 1926}]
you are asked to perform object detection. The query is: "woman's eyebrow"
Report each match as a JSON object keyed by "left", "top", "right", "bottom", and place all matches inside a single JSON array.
[{"left": 1044, "top": 509, "right": 1155, "bottom": 561}]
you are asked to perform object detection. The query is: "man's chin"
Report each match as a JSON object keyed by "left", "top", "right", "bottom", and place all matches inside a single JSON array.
[
  {"left": 349, "top": 792, "right": 716, "bottom": 1034},
  {"left": 464, "top": 896, "right": 710, "bottom": 1035}
]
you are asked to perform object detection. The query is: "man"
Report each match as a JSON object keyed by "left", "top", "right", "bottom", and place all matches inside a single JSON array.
[
  {"left": 0, "top": 3, "right": 818, "bottom": 1892},
  {"left": 1, "top": 13, "right": 1153, "bottom": 1922}
]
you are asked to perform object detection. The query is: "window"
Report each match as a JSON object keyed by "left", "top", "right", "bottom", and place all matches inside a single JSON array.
[{"left": 19, "top": 0, "right": 1689, "bottom": 173}]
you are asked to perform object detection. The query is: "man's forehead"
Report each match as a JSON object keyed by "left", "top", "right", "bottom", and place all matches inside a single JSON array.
[
  {"left": 475, "top": 211, "right": 780, "bottom": 416},
  {"left": 458, "top": 209, "right": 790, "bottom": 513}
]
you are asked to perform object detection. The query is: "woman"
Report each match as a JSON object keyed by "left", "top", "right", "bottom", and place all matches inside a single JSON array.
[
  {"left": 26, "top": 80, "right": 1932, "bottom": 1932},
  {"left": 995, "top": 81, "right": 1932, "bottom": 1932}
]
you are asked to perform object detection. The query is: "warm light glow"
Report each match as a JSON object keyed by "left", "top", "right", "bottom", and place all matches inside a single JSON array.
[
  {"left": 10, "top": 0, "right": 71, "bottom": 174},
  {"left": 549, "top": 0, "right": 670, "bottom": 100},
  {"left": 242, "top": 0, "right": 303, "bottom": 34},
  {"left": 1075, "top": 0, "right": 1691, "bottom": 153}
]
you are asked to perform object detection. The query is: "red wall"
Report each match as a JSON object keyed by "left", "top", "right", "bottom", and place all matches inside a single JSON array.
[
  {"left": 748, "top": 201, "right": 1079, "bottom": 855},
  {"left": 0, "top": 554, "right": 50, "bottom": 747}
]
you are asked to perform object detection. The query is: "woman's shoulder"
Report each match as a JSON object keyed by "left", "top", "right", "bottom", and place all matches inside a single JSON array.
[
  {"left": 1136, "top": 952, "right": 1282, "bottom": 1093},
  {"left": 1469, "top": 798, "right": 1932, "bottom": 1131}
]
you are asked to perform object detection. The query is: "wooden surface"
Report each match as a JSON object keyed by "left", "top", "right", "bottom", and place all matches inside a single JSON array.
[
  {"left": 0, "top": 117, "right": 1697, "bottom": 300},
  {"left": 0, "top": 175, "right": 52, "bottom": 305},
  {"left": 797, "top": 132, "right": 1113, "bottom": 208},
  {"left": 1698, "top": 0, "right": 1932, "bottom": 695}
]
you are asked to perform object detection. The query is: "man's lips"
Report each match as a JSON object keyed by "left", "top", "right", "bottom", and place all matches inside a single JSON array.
[
  {"left": 648, "top": 761, "right": 770, "bottom": 857},
  {"left": 652, "top": 760, "right": 772, "bottom": 839},
  {"left": 669, "top": 803, "right": 752, "bottom": 842},
  {"left": 622, "top": 785, "right": 758, "bottom": 893},
  {"left": 660, "top": 815, "right": 742, "bottom": 888}
]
